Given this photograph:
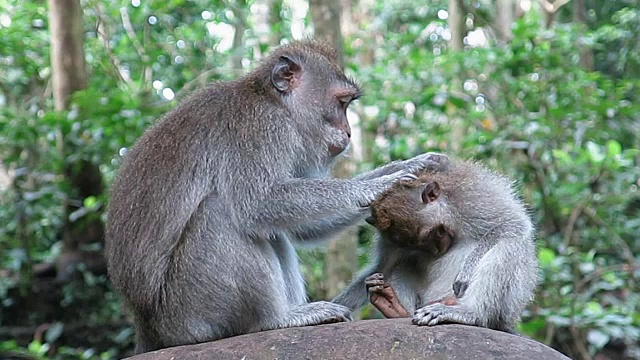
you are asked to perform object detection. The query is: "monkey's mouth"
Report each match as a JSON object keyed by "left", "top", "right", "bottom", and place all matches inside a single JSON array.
[{"left": 328, "top": 133, "right": 350, "bottom": 156}]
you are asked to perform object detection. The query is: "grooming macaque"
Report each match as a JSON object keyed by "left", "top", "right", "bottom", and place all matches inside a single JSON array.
[
  {"left": 105, "top": 40, "right": 446, "bottom": 353},
  {"left": 333, "top": 159, "right": 539, "bottom": 332}
]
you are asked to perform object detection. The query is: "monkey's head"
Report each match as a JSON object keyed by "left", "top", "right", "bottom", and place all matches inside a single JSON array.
[
  {"left": 366, "top": 176, "right": 455, "bottom": 255},
  {"left": 255, "top": 41, "right": 361, "bottom": 161}
]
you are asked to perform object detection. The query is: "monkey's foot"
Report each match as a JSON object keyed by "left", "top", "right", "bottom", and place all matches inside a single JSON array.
[
  {"left": 412, "top": 303, "right": 472, "bottom": 327},
  {"left": 365, "top": 273, "right": 410, "bottom": 318},
  {"left": 278, "top": 301, "right": 353, "bottom": 330}
]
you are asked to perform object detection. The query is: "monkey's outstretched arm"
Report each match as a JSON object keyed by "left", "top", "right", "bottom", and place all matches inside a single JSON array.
[
  {"left": 262, "top": 153, "right": 451, "bottom": 240},
  {"left": 289, "top": 207, "right": 370, "bottom": 243},
  {"left": 289, "top": 153, "right": 449, "bottom": 242},
  {"left": 248, "top": 174, "right": 411, "bottom": 232}
]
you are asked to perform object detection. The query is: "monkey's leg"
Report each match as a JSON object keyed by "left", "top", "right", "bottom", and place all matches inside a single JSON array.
[
  {"left": 426, "top": 295, "right": 458, "bottom": 306},
  {"left": 366, "top": 273, "right": 410, "bottom": 318},
  {"left": 257, "top": 234, "right": 354, "bottom": 331},
  {"left": 414, "top": 239, "right": 539, "bottom": 331}
]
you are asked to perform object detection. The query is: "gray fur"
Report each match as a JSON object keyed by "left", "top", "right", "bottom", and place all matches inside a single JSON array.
[
  {"left": 333, "top": 160, "right": 540, "bottom": 332},
  {"left": 105, "top": 40, "right": 442, "bottom": 353}
]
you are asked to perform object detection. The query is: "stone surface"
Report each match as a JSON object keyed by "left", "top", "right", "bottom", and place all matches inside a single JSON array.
[{"left": 127, "top": 319, "right": 570, "bottom": 360}]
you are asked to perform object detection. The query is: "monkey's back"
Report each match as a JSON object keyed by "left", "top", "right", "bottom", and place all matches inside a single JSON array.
[{"left": 104, "top": 77, "right": 302, "bottom": 314}]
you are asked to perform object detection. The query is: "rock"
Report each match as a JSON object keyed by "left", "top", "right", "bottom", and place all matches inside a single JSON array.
[{"left": 127, "top": 319, "right": 570, "bottom": 360}]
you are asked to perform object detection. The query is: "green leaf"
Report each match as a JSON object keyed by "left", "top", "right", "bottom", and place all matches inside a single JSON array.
[
  {"left": 83, "top": 196, "right": 98, "bottom": 209},
  {"left": 584, "top": 301, "right": 604, "bottom": 316},
  {"left": 27, "top": 340, "right": 49, "bottom": 356},
  {"left": 551, "top": 149, "right": 571, "bottom": 164},
  {"left": 538, "top": 247, "right": 556, "bottom": 267},
  {"left": 606, "top": 140, "right": 622, "bottom": 157}
]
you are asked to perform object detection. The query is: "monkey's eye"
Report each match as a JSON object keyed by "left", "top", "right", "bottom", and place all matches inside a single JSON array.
[{"left": 337, "top": 95, "right": 353, "bottom": 108}]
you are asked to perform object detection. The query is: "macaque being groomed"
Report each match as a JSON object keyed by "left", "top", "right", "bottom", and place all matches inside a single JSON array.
[
  {"left": 105, "top": 40, "right": 448, "bottom": 353},
  {"left": 333, "top": 158, "right": 540, "bottom": 333}
]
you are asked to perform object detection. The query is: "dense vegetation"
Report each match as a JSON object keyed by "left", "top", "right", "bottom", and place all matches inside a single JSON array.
[{"left": 0, "top": 0, "right": 638, "bottom": 359}]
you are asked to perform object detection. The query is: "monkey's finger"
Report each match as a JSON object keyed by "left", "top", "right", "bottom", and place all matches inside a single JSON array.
[
  {"left": 414, "top": 313, "right": 436, "bottom": 326},
  {"left": 401, "top": 173, "right": 418, "bottom": 181},
  {"left": 365, "top": 272, "right": 384, "bottom": 281},
  {"left": 365, "top": 279, "right": 385, "bottom": 287},
  {"left": 387, "top": 170, "right": 417, "bottom": 182},
  {"left": 453, "top": 281, "right": 469, "bottom": 298},
  {"left": 367, "top": 285, "right": 385, "bottom": 293},
  {"left": 319, "top": 316, "right": 342, "bottom": 325}
]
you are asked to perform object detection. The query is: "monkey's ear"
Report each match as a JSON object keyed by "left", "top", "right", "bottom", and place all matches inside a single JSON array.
[
  {"left": 421, "top": 181, "right": 441, "bottom": 204},
  {"left": 271, "top": 56, "right": 302, "bottom": 93}
]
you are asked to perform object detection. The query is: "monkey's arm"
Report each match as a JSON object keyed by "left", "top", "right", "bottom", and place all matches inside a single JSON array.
[
  {"left": 289, "top": 208, "right": 370, "bottom": 243},
  {"left": 331, "top": 265, "right": 378, "bottom": 311},
  {"left": 249, "top": 174, "right": 410, "bottom": 232},
  {"left": 252, "top": 153, "right": 450, "bottom": 236},
  {"left": 452, "top": 233, "right": 500, "bottom": 298}
]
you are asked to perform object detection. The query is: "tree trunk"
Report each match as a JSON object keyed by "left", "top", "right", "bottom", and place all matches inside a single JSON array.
[
  {"left": 49, "top": 0, "right": 87, "bottom": 111},
  {"left": 310, "top": 0, "right": 345, "bottom": 66},
  {"left": 573, "top": 0, "right": 594, "bottom": 70},
  {"left": 496, "top": 0, "right": 514, "bottom": 42},
  {"left": 252, "top": 0, "right": 281, "bottom": 52},
  {"left": 447, "top": 0, "right": 465, "bottom": 153},
  {"left": 309, "top": 0, "right": 358, "bottom": 299},
  {"left": 448, "top": 0, "right": 464, "bottom": 52},
  {"left": 49, "top": 0, "right": 105, "bottom": 281},
  {"left": 268, "top": 0, "right": 283, "bottom": 46},
  {"left": 230, "top": 1, "right": 247, "bottom": 73}
]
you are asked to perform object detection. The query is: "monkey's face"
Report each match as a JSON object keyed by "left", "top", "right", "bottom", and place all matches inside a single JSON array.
[
  {"left": 324, "top": 88, "right": 358, "bottom": 156},
  {"left": 317, "top": 79, "right": 361, "bottom": 157},
  {"left": 367, "top": 178, "right": 454, "bottom": 255},
  {"left": 269, "top": 52, "right": 361, "bottom": 158}
]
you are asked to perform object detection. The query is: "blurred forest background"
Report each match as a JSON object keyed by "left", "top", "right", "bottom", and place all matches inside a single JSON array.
[{"left": 0, "top": 0, "right": 639, "bottom": 359}]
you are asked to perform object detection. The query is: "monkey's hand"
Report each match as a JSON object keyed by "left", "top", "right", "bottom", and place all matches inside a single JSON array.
[
  {"left": 412, "top": 303, "right": 475, "bottom": 327},
  {"left": 355, "top": 152, "right": 450, "bottom": 182},
  {"left": 359, "top": 171, "right": 418, "bottom": 207},
  {"left": 365, "top": 273, "right": 410, "bottom": 318},
  {"left": 403, "top": 152, "right": 451, "bottom": 174}
]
